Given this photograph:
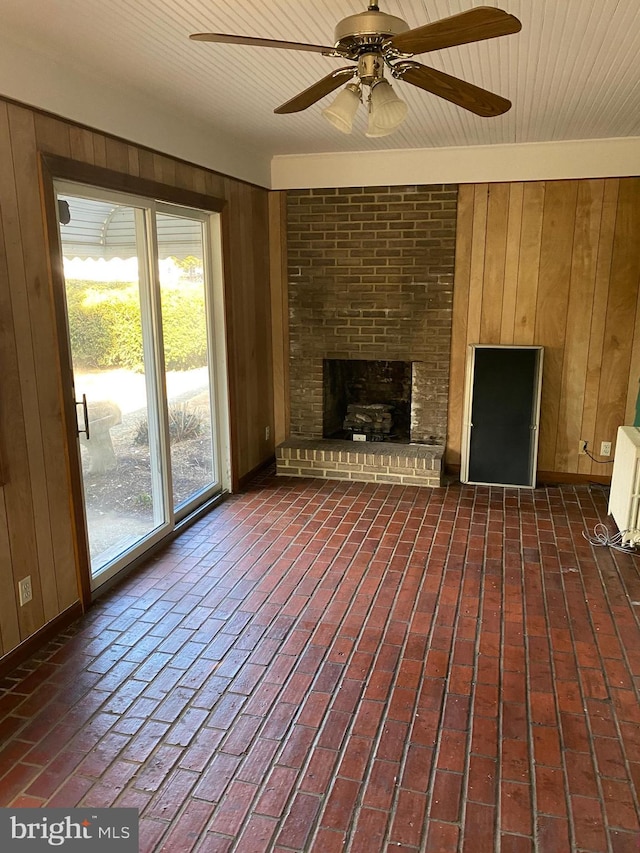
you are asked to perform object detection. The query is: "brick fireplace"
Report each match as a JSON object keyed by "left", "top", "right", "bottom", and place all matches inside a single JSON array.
[{"left": 276, "top": 183, "right": 457, "bottom": 487}]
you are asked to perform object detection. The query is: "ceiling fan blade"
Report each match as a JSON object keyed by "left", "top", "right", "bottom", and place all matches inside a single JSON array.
[
  {"left": 393, "top": 61, "right": 511, "bottom": 117},
  {"left": 390, "top": 7, "right": 522, "bottom": 55},
  {"left": 274, "top": 67, "right": 356, "bottom": 114},
  {"left": 190, "top": 32, "right": 334, "bottom": 54}
]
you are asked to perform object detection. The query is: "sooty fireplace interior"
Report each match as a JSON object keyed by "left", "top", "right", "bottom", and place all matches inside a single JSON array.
[{"left": 323, "top": 359, "right": 412, "bottom": 443}]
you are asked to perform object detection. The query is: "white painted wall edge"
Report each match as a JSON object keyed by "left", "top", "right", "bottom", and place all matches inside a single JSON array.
[
  {"left": 0, "top": 33, "right": 271, "bottom": 188},
  {"left": 271, "top": 137, "right": 640, "bottom": 189}
]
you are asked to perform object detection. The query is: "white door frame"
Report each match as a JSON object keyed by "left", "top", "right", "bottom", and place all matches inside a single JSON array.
[{"left": 54, "top": 180, "right": 231, "bottom": 590}]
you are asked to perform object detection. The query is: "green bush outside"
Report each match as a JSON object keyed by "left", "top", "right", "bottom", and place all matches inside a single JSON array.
[{"left": 66, "top": 280, "right": 207, "bottom": 371}]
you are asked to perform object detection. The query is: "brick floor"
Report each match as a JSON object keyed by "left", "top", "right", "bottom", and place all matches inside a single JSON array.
[{"left": 0, "top": 473, "right": 639, "bottom": 852}]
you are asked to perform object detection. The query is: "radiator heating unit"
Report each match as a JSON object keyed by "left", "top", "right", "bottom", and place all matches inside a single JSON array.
[{"left": 608, "top": 426, "right": 640, "bottom": 545}]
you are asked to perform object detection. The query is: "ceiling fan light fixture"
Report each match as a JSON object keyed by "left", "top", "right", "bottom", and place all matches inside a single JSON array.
[
  {"left": 192, "top": 5, "right": 522, "bottom": 124},
  {"left": 321, "top": 82, "right": 362, "bottom": 133},
  {"left": 366, "top": 78, "right": 408, "bottom": 137}
]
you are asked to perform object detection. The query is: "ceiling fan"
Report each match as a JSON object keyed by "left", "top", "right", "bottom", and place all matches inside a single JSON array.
[{"left": 190, "top": 4, "right": 522, "bottom": 135}]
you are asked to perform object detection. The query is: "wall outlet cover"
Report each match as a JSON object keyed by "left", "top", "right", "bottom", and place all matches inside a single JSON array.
[{"left": 18, "top": 576, "right": 32, "bottom": 606}]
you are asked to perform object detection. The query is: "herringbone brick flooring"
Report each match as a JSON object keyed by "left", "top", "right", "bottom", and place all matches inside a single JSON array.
[{"left": 0, "top": 473, "right": 639, "bottom": 852}]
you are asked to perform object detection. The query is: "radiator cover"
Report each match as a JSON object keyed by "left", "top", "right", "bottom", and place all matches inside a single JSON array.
[{"left": 608, "top": 426, "right": 640, "bottom": 544}]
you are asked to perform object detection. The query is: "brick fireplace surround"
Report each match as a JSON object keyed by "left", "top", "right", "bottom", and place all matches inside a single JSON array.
[{"left": 276, "top": 184, "right": 458, "bottom": 487}]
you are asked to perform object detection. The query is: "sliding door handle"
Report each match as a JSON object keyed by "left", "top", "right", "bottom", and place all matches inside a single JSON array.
[{"left": 76, "top": 394, "right": 90, "bottom": 440}]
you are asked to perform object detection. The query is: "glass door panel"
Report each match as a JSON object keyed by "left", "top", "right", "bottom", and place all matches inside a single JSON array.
[
  {"left": 55, "top": 183, "right": 229, "bottom": 592},
  {"left": 155, "top": 211, "right": 218, "bottom": 513},
  {"left": 58, "top": 193, "right": 169, "bottom": 581}
]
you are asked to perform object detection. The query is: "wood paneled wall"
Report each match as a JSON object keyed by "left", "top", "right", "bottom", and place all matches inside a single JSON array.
[
  {"left": 269, "top": 192, "right": 290, "bottom": 446},
  {"left": 0, "top": 98, "right": 274, "bottom": 660},
  {"left": 448, "top": 179, "right": 640, "bottom": 477}
]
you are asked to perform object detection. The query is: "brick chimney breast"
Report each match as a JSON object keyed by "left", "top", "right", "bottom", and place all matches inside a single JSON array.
[{"left": 287, "top": 184, "right": 457, "bottom": 445}]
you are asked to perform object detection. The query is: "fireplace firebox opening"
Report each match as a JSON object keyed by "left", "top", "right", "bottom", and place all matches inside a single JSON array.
[{"left": 323, "top": 359, "right": 412, "bottom": 443}]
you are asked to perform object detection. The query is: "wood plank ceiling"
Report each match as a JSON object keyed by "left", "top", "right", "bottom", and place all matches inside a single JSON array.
[{"left": 2, "top": 0, "right": 639, "bottom": 157}]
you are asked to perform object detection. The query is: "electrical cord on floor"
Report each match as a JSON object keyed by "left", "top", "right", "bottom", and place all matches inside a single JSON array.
[
  {"left": 583, "top": 523, "right": 639, "bottom": 554},
  {"left": 588, "top": 482, "right": 611, "bottom": 496},
  {"left": 584, "top": 447, "right": 614, "bottom": 464}
]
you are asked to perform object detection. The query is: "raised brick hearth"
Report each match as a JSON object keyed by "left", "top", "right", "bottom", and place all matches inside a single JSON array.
[
  {"left": 277, "top": 184, "right": 457, "bottom": 487},
  {"left": 276, "top": 438, "right": 442, "bottom": 487}
]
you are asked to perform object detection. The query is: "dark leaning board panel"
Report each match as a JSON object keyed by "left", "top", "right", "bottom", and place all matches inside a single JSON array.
[{"left": 465, "top": 346, "right": 543, "bottom": 487}]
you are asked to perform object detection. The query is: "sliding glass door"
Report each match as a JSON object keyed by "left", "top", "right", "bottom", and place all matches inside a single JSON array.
[
  {"left": 55, "top": 183, "right": 229, "bottom": 588},
  {"left": 155, "top": 207, "right": 218, "bottom": 512}
]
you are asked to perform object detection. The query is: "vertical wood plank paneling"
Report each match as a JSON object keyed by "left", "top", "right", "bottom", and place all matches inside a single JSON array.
[
  {"left": 137, "top": 148, "right": 156, "bottom": 181},
  {"left": 0, "top": 189, "right": 22, "bottom": 654},
  {"left": 232, "top": 182, "right": 251, "bottom": 476},
  {"left": 480, "top": 183, "right": 509, "bottom": 343},
  {"left": 500, "top": 183, "right": 524, "bottom": 344},
  {"left": 153, "top": 153, "right": 177, "bottom": 187},
  {"left": 92, "top": 134, "right": 107, "bottom": 167},
  {"left": 205, "top": 173, "right": 226, "bottom": 200},
  {"left": 202, "top": 172, "right": 270, "bottom": 478},
  {"left": 556, "top": 180, "right": 605, "bottom": 472},
  {"left": 34, "top": 115, "right": 71, "bottom": 158},
  {"left": 269, "top": 191, "right": 290, "bottom": 446},
  {"left": 450, "top": 176, "right": 638, "bottom": 481},
  {"left": 0, "top": 96, "right": 272, "bottom": 660},
  {"left": 467, "top": 184, "right": 489, "bottom": 345},
  {"left": 252, "top": 187, "right": 274, "bottom": 466},
  {"left": 447, "top": 184, "right": 474, "bottom": 467},
  {"left": 513, "top": 183, "right": 545, "bottom": 345},
  {"left": 127, "top": 146, "right": 140, "bottom": 177},
  {"left": 219, "top": 179, "right": 240, "bottom": 488},
  {"left": 105, "top": 138, "right": 130, "bottom": 173},
  {"left": 192, "top": 168, "right": 208, "bottom": 195},
  {"left": 233, "top": 186, "right": 264, "bottom": 471},
  {"left": 10, "top": 104, "right": 79, "bottom": 618},
  {"left": 1, "top": 106, "right": 50, "bottom": 639},
  {"left": 246, "top": 186, "right": 259, "bottom": 473},
  {"left": 625, "top": 282, "right": 640, "bottom": 426},
  {"left": 175, "top": 161, "right": 195, "bottom": 193},
  {"left": 594, "top": 178, "right": 640, "bottom": 459},
  {"left": 69, "top": 127, "right": 95, "bottom": 164},
  {"left": 534, "top": 181, "right": 578, "bottom": 471},
  {"left": 578, "top": 179, "right": 619, "bottom": 475},
  {"left": 0, "top": 492, "right": 20, "bottom": 656}
]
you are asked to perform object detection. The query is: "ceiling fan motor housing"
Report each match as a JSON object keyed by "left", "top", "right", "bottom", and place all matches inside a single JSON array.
[
  {"left": 357, "top": 53, "right": 385, "bottom": 84},
  {"left": 333, "top": 10, "right": 410, "bottom": 56}
]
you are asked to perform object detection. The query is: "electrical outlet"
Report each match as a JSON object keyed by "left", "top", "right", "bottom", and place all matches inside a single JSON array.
[
  {"left": 265, "top": 426, "right": 270, "bottom": 441},
  {"left": 18, "top": 576, "right": 32, "bottom": 606},
  {"left": 578, "top": 440, "right": 588, "bottom": 455},
  {"left": 600, "top": 441, "right": 612, "bottom": 457}
]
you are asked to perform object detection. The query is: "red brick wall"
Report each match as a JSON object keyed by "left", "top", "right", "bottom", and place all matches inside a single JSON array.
[{"left": 287, "top": 184, "right": 457, "bottom": 442}]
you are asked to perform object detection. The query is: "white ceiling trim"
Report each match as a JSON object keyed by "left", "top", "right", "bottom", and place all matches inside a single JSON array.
[
  {"left": 0, "top": 32, "right": 271, "bottom": 188},
  {"left": 271, "top": 137, "right": 640, "bottom": 189}
]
